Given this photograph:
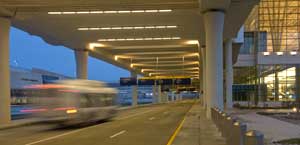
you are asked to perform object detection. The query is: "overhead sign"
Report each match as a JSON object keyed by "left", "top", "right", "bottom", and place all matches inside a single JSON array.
[
  {"left": 174, "top": 78, "right": 191, "bottom": 85},
  {"left": 120, "top": 77, "right": 137, "bottom": 86},
  {"left": 156, "top": 79, "right": 173, "bottom": 85},
  {"left": 138, "top": 79, "right": 155, "bottom": 85}
]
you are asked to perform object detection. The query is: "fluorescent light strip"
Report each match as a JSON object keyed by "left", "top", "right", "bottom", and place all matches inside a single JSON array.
[
  {"left": 48, "top": 9, "right": 172, "bottom": 15},
  {"left": 98, "top": 37, "right": 181, "bottom": 42},
  {"left": 77, "top": 25, "right": 178, "bottom": 31}
]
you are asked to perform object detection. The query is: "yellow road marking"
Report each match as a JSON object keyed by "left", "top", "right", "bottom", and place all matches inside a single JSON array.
[
  {"left": 166, "top": 102, "right": 194, "bottom": 145},
  {"left": 166, "top": 117, "right": 186, "bottom": 145}
]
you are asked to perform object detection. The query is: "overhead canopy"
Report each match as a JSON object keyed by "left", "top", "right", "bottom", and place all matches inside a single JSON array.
[{"left": 0, "top": 0, "right": 258, "bottom": 78}]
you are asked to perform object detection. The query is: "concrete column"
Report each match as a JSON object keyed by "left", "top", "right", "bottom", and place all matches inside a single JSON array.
[
  {"left": 75, "top": 50, "right": 88, "bottom": 79},
  {"left": 204, "top": 11, "right": 225, "bottom": 118},
  {"left": 0, "top": 17, "right": 11, "bottom": 124},
  {"left": 274, "top": 70, "right": 279, "bottom": 101},
  {"left": 152, "top": 84, "right": 157, "bottom": 103},
  {"left": 295, "top": 65, "right": 300, "bottom": 110},
  {"left": 131, "top": 72, "right": 138, "bottom": 106},
  {"left": 157, "top": 85, "right": 162, "bottom": 103},
  {"left": 201, "top": 46, "right": 207, "bottom": 108},
  {"left": 225, "top": 39, "right": 233, "bottom": 109}
]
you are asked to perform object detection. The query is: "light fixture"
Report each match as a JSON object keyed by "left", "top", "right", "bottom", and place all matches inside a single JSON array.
[
  {"left": 263, "top": 52, "right": 270, "bottom": 56},
  {"left": 186, "top": 40, "right": 199, "bottom": 45},
  {"left": 290, "top": 51, "right": 297, "bottom": 55},
  {"left": 98, "top": 37, "right": 181, "bottom": 42},
  {"left": 141, "top": 69, "right": 144, "bottom": 73},
  {"left": 48, "top": 9, "right": 172, "bottom": 15},
  {"left": 77, "top": 25, "right": 178, "bottom": 31},
  {"left": 114, "top": 56, "right": 118, "bottom": 61},
  {"left": 88, "top": 43, "right": 105, "bottom": 50},
  {"left": 292, "top": 107, "right": 298, "bottom": 112},
  {"left": 130, "top": 64, "right": 134, "bottom": 68},
  {"left": 276, "top": 52, "right": 284, "bottom": 56}
]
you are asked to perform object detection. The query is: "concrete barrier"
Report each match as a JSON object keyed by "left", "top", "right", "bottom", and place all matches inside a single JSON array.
[
  {"left": 244, "top": 130, "right": 264, "bottom": 145},
  {"left": 210, "top": 107, "right": 265, "bottom": 145}
]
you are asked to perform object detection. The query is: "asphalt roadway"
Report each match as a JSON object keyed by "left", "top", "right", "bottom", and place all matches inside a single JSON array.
[{"left": 0, "top": 101, "right": 194, "bottom": 145}]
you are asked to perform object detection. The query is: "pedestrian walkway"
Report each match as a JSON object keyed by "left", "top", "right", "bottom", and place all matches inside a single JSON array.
[
  {"left": 235, "top": 111, "right": 300, "bottom": 143},
  {"left": 172, "top": 102, "right": 227, "bottom": 145}
]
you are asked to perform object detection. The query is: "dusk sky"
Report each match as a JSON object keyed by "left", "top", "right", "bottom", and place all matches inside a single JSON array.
[{"left": 9, "top": 27, "right": 129, "bottom": 83}]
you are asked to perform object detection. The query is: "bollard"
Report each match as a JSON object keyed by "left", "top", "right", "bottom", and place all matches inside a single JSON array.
[
  {"left": 228, "top": 121, "right": 247, "bottom": 145},
  {"left": 211, "top": 108, "right": 217, "bottom": 123},
  {"left": 220, "top": 112, "right": 227, "bottom": 134},
  {"left": 223, "top": 116, "right": 237, "bottom": 139},
  {"left": 216, "top": 110, "right": 223, "bottom": 128},
  {"left": 244, "top": 130, "right": 264, "bottom": 145}
]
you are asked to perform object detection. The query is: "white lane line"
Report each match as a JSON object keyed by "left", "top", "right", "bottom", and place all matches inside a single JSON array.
[
  {"left": 24, "top": 109, "right": 155, "bottom": 145},
  {"left": 149, "top": 117, "right": 155, "bottom": 120},
  {"left": 109, "top": 130, "right": 126, "bottom": 138},
  {"left": 118, "top": 110, "right": 154, "bottom": 120},
  {"left": 25, "top": 129, "right": 82, "bottom": 145}
]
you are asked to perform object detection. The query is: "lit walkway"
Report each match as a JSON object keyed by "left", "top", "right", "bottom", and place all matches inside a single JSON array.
[{"left": 172, "top": 102, "right": 227, "bottom": 145}]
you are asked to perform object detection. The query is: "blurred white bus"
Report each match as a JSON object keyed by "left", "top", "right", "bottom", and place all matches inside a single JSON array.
[{"left": 22, "top": 80, "right": 118, "bottom": 125}]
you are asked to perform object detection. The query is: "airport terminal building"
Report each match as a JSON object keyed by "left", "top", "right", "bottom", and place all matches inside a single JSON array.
[{"left": 234, "top": 0, "right": 300, "bottom": 106}]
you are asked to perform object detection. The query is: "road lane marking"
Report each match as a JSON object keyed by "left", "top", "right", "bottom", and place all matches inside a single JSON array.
[
  {"left": 25, "top": 129, "right": 82, "bottom": 145},
  {"left": 118, "top": 110, "right": 154, "bottom": 120},
  {"left": 24, "top": 109, "right": 156, "bottom": 145},
  {"left": 166, "top": 118, "right": 186, "bottom": 145},
  {"left": 110, "top": 130, "right": 126, "bottom": 138},
  {"left": 149, "top": 117, "right": 155, "bottom": 120},
  {"left": 166, "top": 104, "right": 194, "bottom": 145}
]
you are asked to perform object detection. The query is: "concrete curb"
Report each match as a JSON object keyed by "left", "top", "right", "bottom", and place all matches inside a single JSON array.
[{"left": 0, "top": 119, "right": 41, "bottom": 130}]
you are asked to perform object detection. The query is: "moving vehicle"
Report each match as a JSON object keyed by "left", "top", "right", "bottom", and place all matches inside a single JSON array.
[{"left": 22, "top": 80, "right": 118, "bottom": 125}]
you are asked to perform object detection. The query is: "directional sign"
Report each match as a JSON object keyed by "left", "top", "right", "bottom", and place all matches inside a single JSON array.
[
  {"left": 156, "top": 79, "right": 173, "bottom": 85},
  {"left": 120, "top": 77, "right": 137, "bottom": 86},
  {"left": 138, "top": 79, "right": 155, "bottom": 85},
  {"left": 174, "top": 78, "right": 191, "bottom": 85}
]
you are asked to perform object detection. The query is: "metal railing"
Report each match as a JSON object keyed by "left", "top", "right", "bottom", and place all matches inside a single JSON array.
[{"left": 211, "top": 108, "right": 264, "bottom": 145}]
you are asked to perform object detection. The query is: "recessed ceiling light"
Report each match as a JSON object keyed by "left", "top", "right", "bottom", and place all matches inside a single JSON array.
[
  {"left": 77, "top": 25, "right": 178, "bottom": 31},
  {"left": 90, "top": 11, "right": 103, "bottom": 14},
  {"left": 48, "top": 9, "right": 172, "bottom": 15},
  {"left": 76, "top": 11, "right": 89, "bottom": 14},
  {"left": 104, "top": 11, "right": 118, "bottom": 13},
  {"left": 88, "top": 43, "right": 105, "bottom": 50},
  {"left": 186, "top": 40, "right": 199, "bottom": 45},
  {"left": 98, "top": 37, "right": 181, "bottom": 41},
  {"left": 62, "top": 12, "right": 76, "bottom": 14}
]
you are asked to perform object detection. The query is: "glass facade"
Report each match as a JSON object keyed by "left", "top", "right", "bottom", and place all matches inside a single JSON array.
[{"left": 234, "top": 0, "right": 300, "bottom": 105}]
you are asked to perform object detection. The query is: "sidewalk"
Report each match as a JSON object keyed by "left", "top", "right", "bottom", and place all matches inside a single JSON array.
[
  {"left": 233, "top": 110, "right": 300, "bottom": 144},
  {"left": 172, "top": 102, "right": 227, "bottom": 145}
]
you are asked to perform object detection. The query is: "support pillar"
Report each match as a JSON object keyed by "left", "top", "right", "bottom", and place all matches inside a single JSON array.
[
  {"left": 274, "top": 70, "right": 279, "bottom": 101},
  {"left": 200, "top": 46, "right": 207, "bottom": 108},
  {"left": 225, "top": 39, "right": 233, "bottom": 109},
  {"left": 75, "top": 50, "right": 88, "bottom": 79},
  {"left": 0, "top": 17, "right": 11, "bottom": 124},
  {"left": 152, "top": 84, "right": 158, "bottom": 103},
  {"left": 131, "top": 72, "right": 138, "bottom": 106},
  {"left": 295, "top": 65, "right": 300, "bottom": 111},
  {"left": 204, "top": 10, "right": 225, "bottom": 118},
  {"left": 157, "top": 85, "right": 162, "bottom": 103}
]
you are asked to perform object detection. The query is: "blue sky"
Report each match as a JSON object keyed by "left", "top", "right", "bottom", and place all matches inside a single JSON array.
[{"left": 9, "top": 27, "right": 129, "bottom": 83}]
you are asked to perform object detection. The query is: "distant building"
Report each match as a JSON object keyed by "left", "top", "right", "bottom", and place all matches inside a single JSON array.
[{"left": 10, "top": 66, "right": 73, "bottom": 104}]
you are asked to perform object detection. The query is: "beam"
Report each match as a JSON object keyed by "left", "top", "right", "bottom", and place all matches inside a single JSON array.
[{"left": 0, "top": 17, "right": 11, "bottom": 124}]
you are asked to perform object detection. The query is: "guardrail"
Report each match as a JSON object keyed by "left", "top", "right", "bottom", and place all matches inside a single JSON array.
[{"left": 211, "top": 108, "right": 264, "bottom": 145}]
